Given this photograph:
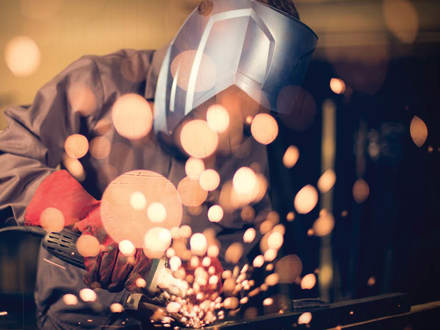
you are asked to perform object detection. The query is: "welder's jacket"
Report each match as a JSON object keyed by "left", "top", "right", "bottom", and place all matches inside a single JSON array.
[{"left": 0, "top": 49, "right": 271, "bottom": 328}]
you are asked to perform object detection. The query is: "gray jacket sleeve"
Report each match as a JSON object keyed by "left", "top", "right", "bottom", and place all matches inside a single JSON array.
[{"left": 0, "top": 56, "right": 103, "bottom": 224}]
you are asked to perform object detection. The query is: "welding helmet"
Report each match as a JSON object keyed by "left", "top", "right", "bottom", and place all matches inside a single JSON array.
[{"left": 153, "top": 0, "right": 318, "bottom": 137}]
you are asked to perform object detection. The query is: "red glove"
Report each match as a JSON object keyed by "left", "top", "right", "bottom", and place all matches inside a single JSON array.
[{"left": 25, "top": 170, "right": 152, "bottom": 291}]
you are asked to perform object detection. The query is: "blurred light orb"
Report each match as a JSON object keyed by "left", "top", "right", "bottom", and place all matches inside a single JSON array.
[
  {"left": 233, "top": 167, "right": 257, "bottom": 195},
  {"left": 180, "top": 120, "right": 218, "bottom": 158},
  {"left": 129, "top": 191, "right": 147, "bottom": 210},
  {"left": 79, "top": 288, "right": 97, "bottom": 302},
  {"left": 207, "top": 104, "right": 230, "bottom": 133},
  {"left": 264, "top": 248, "right": 277, "bottom": 262},
  {"left": 170, "top": 50, "right": 216, "bottom": 92},
  {"left": 62, "top": 156, "right": 85, "bottom": 181},
  {"left": 301, "top": 273, "right": 316, "bottom": 290},
  {"left": 250, "top": 113, "right": 278, "bottom": 145},
  {"left": 166, "top": 302, "right": 181, "bottom": 314},
  {"left": 265, "top": 273, "right": 279, "bottom": 286},
  {"left": 76, "top": 234, "right": 100, "bottom": 257},
  {"left": 298, "top": 312, "right": 312, "bottom": 325},
  {"left": 40, "top": 207, "right": 65, "bottom": 232},
  {"left": 110, "top": 303, "right": 124, "bottom": 313},
  {"left": 243, "top": 228, "right": 256, "bottom": 243},
  {"left": 119, "top": 240, "right": 135, "bottom": 257},
  {"left": 313, "top": 210, "right": 335, "bottom": 237},
  {"left": 179, "top": 225, "right": 192, "bottom": 238},
  {"left": 207, "top": 245, "right": 219, "bottom": 258},
  {"left": 90, "top": 136, "right": 111, "bottom": 159},
  {"left": 62, "top": 294, "right": 78, "bottom": 306},
  {"left": 5, "top": 36, "right": 40, "bottom": 77},
  {"left": 207, "top": 205, "right": 223, "bottom": 222},
  {"left": 190, "top": 233, "right": 208, "bottom": 256},
  {"left": 410, "top": 115, "right": 428, "bottom": 147},
  {"left": 144, "top": 227, "right": 172, "bottom": 258},
  {"left": 224, "top": 297, "right": 239, "bottom": 310},
  {"left": 169, "top": 256, "right": 182, "bottom": 271},
  {"left": 383, "top": 0, "right": 419, "bottom": 44},
  {"left": 147, "top": 202, "right": 167, "bottom": 223},
  {"left": 330, "top": 78, "right": 346, "bottom": 94},
  {"left": 275, "top": 255, "right": 303, "bottom": 284},
  {"left": 353, "top": 179, "right": 370, "bottom": 203},
  {"left": 286, "top": 211, "right": 295, "bottom": 222},
  {"left": 185, "top": 157, "right": 205, "bottom": 180},
  {"left": 317, "top": 169, "right": 336, "bottom": 193},
  {"left": 199, "top": 169, "right": 220, "bottom": 191},
  {"left": 294, "top": 185, "right": 319, "bottom": 214},
  {"left": 101, "top": 170, "right": 182, "bottom": 247},
  {"left": 64, "top": 134, "right": 89, "bottom": 159},
  {"left": 112, "top": 93, "right": 153, "bottom": 140},
  {"left": 225, "top": 242, "right": 243, "bottom": 264},
  {"left": 263, "top": 297, "right": 274, "bottom": 306},
  {"left": 282, "top": 145, "right": 300, "bottom": 168},
  {"left": 136, "top": 278, "right": 147, "bottom": 288},
  {"left": 177, "top": 176, "right": 208, "bottom": 207},
  {"left": 267, "top": 231, "right": 283, "bottom": 250}
]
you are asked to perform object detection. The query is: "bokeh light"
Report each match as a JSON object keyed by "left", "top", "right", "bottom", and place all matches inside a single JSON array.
[
  {"left": 207, "top": 104, "right": 230, "bottom": 133},
  {"left": 207, "top": 205, "right": 223, "bottom": 223},
  {"left": 170, "top": 50, "right": 216, "bottom": 92},
  {"left": 298, "top": 312, "right": 312, "bottom": 325},
  {"left": 40, "top": 207, "right": 65, "bottom": 232},
  {"left": 89, "top": 136, "right": 111, "bottom": 159},
  {"left": 110, "top": 303, "right": 124, "bottom": 313},
  {"left": 410, "top": 115, "right": 428, "bottom": 147},
  {"left": 353, "top": 178, "right": 370, "bottom": 203},
  {"left": 129, "top": 191, "right": 147, "bottom": 210},
  {"left": 180, "top": 120, "right": 219, "bottom": 158},
  {"left": 136, "top": 278, "right": 147, "bottom": 288},
  {"left": 190, "top": 233, "right": 208, "bottom": 256},
  {"left": 233, "top": 167, "right": 257, "bottom": 195},
  {"left": 185, "top": 157, "right": 205, "bottom": 180},
  {"left": 264, "top": 249, "right": 277, "bottom": 262},
  {"left": 250, "top": 113, "right": 278, "bottom": 145},
  {"left": 169, "top": 256, "right": 182, "bottom": 272},
  {"left": 265, "top": 273, "right": 279, "bottom": 287},
  {"left": 76, "top": 234, "right": 100, "bottom": 257},
  {"left": 282, "top": 145, "right": 300, "bottom": 168},
  {"left": 199, "top": 169, "right": 220, "bottom": 191},
  {"left": 294, "top": 185, "right": 319, "bottom": 214},
  {"left": 177, "top": 176, "right": 208, "bottom": 207},
  {"left": 225, "top": 243, "right": 243, "bottom": 264},
  {"left": 301, "top": 273, "right": 317, "bottom": 290},
  {"left": 64, "top": 134, "right": 89, "bottom": 159},
  {"left": 101, "top": 170, "right": 182, "bottom": 247},
  {"left": 224, "top": 297, "right": 239, "bottom": 310},
  {"left": 330, "top": 78, "right": 346, "bottom": 94},
  {"left": 263, "top": 297, "right": 273, "bottom": 306},
  {"left": 62, "top": 293, "right": 78, "bottom": 306},
  {"left": 286, "top": 211, "right": 295, "bottom": 222},
  {"left": 167, "top": 301, "right": 181, "bottom": 313},
  {"left": 4, "top": 36, "right": 40, "bottom": 77},
  {"left": 62, "top": 156, "right": 85, "bottom": 181},
  {"left": 119, "top": 240, "right": 135, "bottom": 257},
  {"left": 144, "top": 227, "right": 172, "bottom": 258},
  {"left": 313, "top": 210, "right": 335, "bottom": 237},
  {"left": 267, "top": 231, "right": 283, "bottom": 250},
  {"left": 112, "top": 93, "right": 153, "bottom": 140},
  {"left": 243, "top": 228, "right": 256, "bottom": 243},
  {"left": 317, "top": 169, "right": 336, "bottom": 193},
  {"left": 383, "top": 0, "right": 419, "bottom": 44},
  {"left": 275, "top": 255, "right": 303, "bottom": 283},
  {"left": 147, "top": 202, "right": 167, "bottom": 223},
  {"left": 79, "top": 288, "right": 97, "bottom": 302}
]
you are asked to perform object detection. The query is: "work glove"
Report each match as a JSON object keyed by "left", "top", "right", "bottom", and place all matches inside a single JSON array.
[{"left": 25, "top": 170, "right": 152, "bottom": 292}]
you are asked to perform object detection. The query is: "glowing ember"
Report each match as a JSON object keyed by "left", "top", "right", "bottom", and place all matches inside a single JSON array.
[
  {"left": 110, "top": 303, "right": 124, "bottom": 313},
  {"left": 136, "top": 278, "right": 147, "bottom": 288},
  {"left": 190, "top": 233, "right": 208, "bottom": 256},
  {"left": 276, "top": 255, "right": 303, "bottom": 283},
  {"left": 282, "top": 145, "right": 300, "bottom": 168},
  {"left": 301, "top": 274, "right": 317, "bottom": 289},
  {"left": 129, "top": 191, "right": 147, "bottom": 210},
  {"left": 199, "top": 169, "right": 220, "bottom": 191},
  {"left": 298, "top": 312, "right": 312, "bottom": 325},
  {"left": 409, "top": 115, "right": 428, "bottom": 147},
  {"left": 180, "top": 120, "right": 219, "bottom": 158},
  {"left": 267, "top": 231, "right": 283, "bottom": 250},
  {"left": 79, "top": 288, "right": 97, "bottom": 302},
  {"left": 89, "top": 136, "right": 111, "bottom": 159},
  {"left": 330, "top": 78, "right": 346, "bottom": 94},
  {"left": 119, "top": 240, "right": 135, "bottom": 256},
  {"left": 112, "top": 94, "right": 153, "bottom": 140},
  {"left": 177, "top": 176, "right": 208, "bottom": 207},
  {"left": 294, "top": 185, "right": 318, "bottom": 214},
  {"left": 207, "top": 205, "right": 223, "bottom": 223},
  {"left": 263, "top": 297, "right": 273, "bottom": 306},
  {"left": 76, "top": 234, "right": 100, "bottom": 257},
  {"left": 253, "top": 255, "right": 265, "bottom": 268},
  {"left": 233, "top": 167, "right": 257, "bottom": 195},
  {"left": 313, "top": 210, "right": 335, "bottom": 237},
  {"left": 147, "top": 202, "right": 167, "bottom": 223},
  {"left": 251, "top": 113, "right": 278, "bottom": 145},
  {"left": 62, "top": 294, "right": 78, "bottom": 305},
  {"left": 265, "top": 273, "right": 279, "bottom": 286},
  {"left": 207, "top": 104, "right": 230, "bottom": 133},
  {"left": 243, "top": 228, "right": 256, "bottom": 243},
  {"left": 317, "top": 169, "right": 336, "bottom": 193},
  {"left": 143, "top": 227, "right": 172, "bottom": 258},
  {"left": 353, "top": 178, "right": 370, "bottom": 203},
  {"left": 64, "top": 134, "right": 89, "bottom": 159},
  {"left": 185, "top": 157, "right": 205, "bottom": 180},
  {"left": 5, "top": 36, "right": 40, "bottom": 76},
  {"left": 225, "top": 243, "right": 243, "bottom": 264},
  {"left": 40, "top": 207, "right": 64, "bottom": 232}
]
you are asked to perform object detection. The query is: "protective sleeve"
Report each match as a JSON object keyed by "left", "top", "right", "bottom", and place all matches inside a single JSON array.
[{"left": 0, "top": 56, "right": 104, "bottom": 224}]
